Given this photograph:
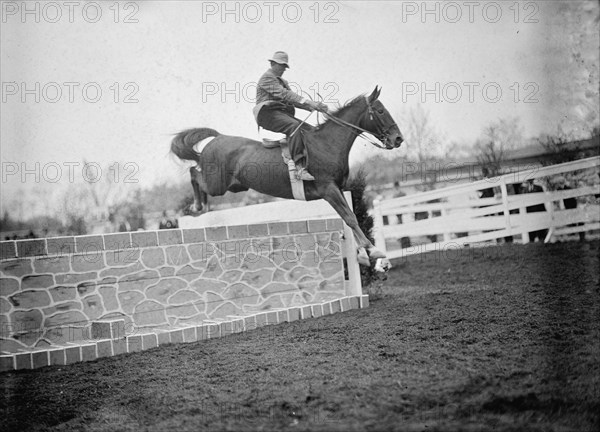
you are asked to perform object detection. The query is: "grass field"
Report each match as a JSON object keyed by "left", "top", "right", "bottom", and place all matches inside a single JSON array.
[{"left": 1, "top": 240, "right": 599, "bottom": 431}]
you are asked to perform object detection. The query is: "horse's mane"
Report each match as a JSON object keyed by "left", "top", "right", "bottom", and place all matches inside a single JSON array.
[{"left": 318, "top": 94, "right": 366, "bottom": 128}]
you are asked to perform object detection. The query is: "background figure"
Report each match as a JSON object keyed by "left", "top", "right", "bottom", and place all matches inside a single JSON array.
[
  {"left": 503, "top": 181, "right": 527, "bottom": 243},
  {"left": 478, "top": 167, "right": 495, "bottom": 199},
  {"left": 477, "top": 167, "right": 506, "bottom": 242},
  {"left": 159, "top": 211, "right": 178, "bottom": 230},
  {"left": 523, "top": 180, "right": 548, "bottom": 242}
]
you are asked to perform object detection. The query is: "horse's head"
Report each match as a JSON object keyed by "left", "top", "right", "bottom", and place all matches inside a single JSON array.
[{"left": 363, "top": 86, "right": 404, "bottom": 149}]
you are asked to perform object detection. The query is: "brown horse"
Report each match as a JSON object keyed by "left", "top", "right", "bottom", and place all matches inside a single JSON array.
[{"left": 171, "top": 87, "right": 403, "bottom": 268}]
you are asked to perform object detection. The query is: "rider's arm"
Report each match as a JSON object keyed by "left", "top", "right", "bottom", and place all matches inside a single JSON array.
[{"left": 258, "top": 73, "right": 307, "bottom": 107}]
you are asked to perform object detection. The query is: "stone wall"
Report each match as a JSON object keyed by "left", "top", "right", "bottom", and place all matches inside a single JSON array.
[{"left": 0, "top": 218, "right": 356, "bottom": 359}]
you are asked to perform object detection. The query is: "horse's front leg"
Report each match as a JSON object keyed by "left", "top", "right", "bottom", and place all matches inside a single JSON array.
[{"left": 320, "top": 184, "right": 388, "bottom": 267}]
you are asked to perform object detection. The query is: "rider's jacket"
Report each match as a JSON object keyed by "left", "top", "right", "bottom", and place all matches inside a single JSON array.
[{"left": 253, "top": 68, "right": 307, "bottom": 121}]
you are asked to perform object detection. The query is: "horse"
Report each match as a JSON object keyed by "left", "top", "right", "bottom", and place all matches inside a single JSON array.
[{"left": 170, "top": 86, "right": 403, "bottom": 268}]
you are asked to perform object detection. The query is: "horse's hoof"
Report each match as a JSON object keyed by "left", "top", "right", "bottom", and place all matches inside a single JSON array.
[
  {"left": 357, "top": 248, "right": 370, "bottom": 266},
  {"left": 374, "top": 258, "right": 391, "bottom": 273},
  {"left": 187, "top": 204, "right": 203, "bottom": 216}
]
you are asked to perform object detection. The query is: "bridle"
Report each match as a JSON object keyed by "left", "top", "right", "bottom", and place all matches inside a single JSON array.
[{"left": 320, "top": 95, "right": 399, "bottom": 149}]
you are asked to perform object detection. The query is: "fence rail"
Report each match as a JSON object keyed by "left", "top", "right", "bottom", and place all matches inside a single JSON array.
[{"left": 373, "top": 157, "right": 600, "bottom": 259}]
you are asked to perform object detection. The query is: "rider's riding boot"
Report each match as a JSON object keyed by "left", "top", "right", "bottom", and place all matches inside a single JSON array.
[
  {"left": 287, "top": 130, "right": 315, "bottom": 181},
  {"left": 295, "top": 164, "right": 315, "bottom": 181}
]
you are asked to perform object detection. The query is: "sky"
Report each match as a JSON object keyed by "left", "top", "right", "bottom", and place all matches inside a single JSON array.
[{"left": 0, "top": 0, "right": 598, "bottom": 217}]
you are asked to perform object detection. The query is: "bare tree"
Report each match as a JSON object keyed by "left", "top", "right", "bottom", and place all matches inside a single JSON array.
[
  {"left": 442, "top": 140, "right": 473, "bottom": 161},
  {"left": 56, "top": 162, "right": 142, "bottom": 233},
  {"left": 537, "top": 125, "right": 600, "bottom": 193},
  {"left": 537, "top": 124, "right": 577, "bottom": 167},
  {"left": 402, "top": 105, "right": 443, "bottom": 163},
  {"left": 399, "top": 105, "right": 448, "bottom": 191},
  {"left": 81, "top": 159, "right": 131, "bottom": 221},
  {"left": 474, "top": 118, "right": 523, "bottom": 177}
]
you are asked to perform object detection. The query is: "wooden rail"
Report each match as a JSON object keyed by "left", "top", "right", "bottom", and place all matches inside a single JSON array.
[{"left": 373, "top": 157, "right": 600, "bottom": 259}]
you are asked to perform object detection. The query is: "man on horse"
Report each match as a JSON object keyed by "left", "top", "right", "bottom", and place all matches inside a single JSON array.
[{"left": 253, "top": 51, "right": 328, "bottom": 181}]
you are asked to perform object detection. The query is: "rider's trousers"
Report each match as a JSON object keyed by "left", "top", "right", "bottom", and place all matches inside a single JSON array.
[{"left": 256, "top": 107, "right": 312, "bottom": 166}]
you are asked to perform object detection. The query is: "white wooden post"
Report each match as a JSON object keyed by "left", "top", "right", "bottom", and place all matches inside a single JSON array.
[
  {"left": 372, "top": 199, "right": 387, "bottom": 255},
  {"left": 544, "top": 191, "right": 554, "bottom": 243},
  {"left": 499, "top": 178, "right": 512, "bottom": 238},
  {"left": 520, "top": 204, "right": 529, "bottom": 244},
  {"left": 441, "top": 208, "right": 451, "bottom": 242},
  {"left": 342, "top": 191, "right": 362, "bottom": 297}
]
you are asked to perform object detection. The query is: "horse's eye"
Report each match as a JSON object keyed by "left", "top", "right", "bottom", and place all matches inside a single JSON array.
[{"left": 378, "top": 109, "right": 384, "bottom": 114}]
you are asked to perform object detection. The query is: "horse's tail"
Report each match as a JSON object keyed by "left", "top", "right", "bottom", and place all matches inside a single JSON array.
[{"left": 170, "top": 128, "right": 220, "bottom": 161}]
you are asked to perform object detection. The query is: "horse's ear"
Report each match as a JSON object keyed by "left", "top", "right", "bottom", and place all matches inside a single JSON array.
[{"left": 369, "top": 86, "right": 381, "bottom": 103}]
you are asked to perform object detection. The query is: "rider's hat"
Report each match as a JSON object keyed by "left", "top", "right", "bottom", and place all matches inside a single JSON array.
[{"left": 268, "top": 51, "right": 289, "bottom": 68}]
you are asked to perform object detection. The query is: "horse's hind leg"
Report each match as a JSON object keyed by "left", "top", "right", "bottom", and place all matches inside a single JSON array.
[{"left": 189, "top": 167, "right": 207, "bottom": 215}]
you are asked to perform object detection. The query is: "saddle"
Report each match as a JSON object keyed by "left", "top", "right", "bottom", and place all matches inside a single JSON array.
[{"left": 260, "top": 128, "right": 306, "bottom": 200}]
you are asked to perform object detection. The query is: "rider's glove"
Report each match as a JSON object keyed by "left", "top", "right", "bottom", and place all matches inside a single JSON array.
[
  {"left": 316, "top": 102, "right": 328, "bottom": 113},
  {"left": 306, "top": 100, "right": 328, "bottom": 113}
]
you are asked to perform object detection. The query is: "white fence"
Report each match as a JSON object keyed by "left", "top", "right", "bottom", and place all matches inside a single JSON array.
[{"left": 373, "top": 157, "right": 600, "bottom": 259}]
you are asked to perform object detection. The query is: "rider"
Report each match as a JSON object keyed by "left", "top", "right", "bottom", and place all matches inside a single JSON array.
[{"left": 253, "top": 51, "right": 328, "bottom": 181}]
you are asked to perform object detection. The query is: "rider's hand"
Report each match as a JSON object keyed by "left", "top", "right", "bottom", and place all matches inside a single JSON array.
[
  {"left": 315, "top": 102, "right": 328, "bottom": 113},
  {"left": 305, "top": 100, "right": 318, "bottom": 111},
  {"left": 306, "top": 100, "right": 328, "bottom": 113}
]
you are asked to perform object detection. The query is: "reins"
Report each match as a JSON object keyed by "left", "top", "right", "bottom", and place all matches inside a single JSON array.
[
  {"left": 321, "top": 104, "right": 389, "bottom": 149},
  {"left": 321, "top": 95, "right": 396, "bottom": 149},
  {"left": 289, "top": 94, "right": 397, "bottom": 149}
]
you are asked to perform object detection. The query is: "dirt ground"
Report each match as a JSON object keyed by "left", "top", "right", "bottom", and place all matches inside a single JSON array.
[{"left": 1, "top": 240, "right": 599, "bottom": 432}]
